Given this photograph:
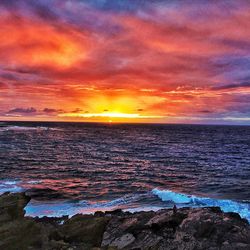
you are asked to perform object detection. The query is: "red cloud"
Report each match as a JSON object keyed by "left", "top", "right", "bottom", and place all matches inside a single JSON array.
[
  {"left": 0, "top": 1, "right": 250, "bottom": 123},
  {"left": 0, "top": 14, "right": 89, "bottom": 70}
]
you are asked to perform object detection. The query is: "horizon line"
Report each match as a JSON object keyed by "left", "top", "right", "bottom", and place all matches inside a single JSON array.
[{"left": 1, "top": 119, "right": 250, "bottom": 127}]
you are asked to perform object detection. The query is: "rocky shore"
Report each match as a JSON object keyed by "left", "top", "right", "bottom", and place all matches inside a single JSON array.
[{"left": 0, "top": 192, "right": 249, "bottom": 250}]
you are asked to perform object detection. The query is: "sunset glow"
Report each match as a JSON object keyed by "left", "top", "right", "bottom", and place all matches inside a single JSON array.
[
  {"left": 59, "top": 111, "right": 163, "bottom": 123},
  {"left": 1, "top": 0, "right": 250, "bottom": 124}
]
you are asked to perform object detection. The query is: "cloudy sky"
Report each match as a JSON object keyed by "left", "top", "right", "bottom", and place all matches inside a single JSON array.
[{"left": 0, "top": 0, "right": 250, "bottom": 124}]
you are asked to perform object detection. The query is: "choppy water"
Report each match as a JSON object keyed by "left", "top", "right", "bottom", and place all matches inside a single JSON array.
[{"left": 0, "top": 122, "right": 249, "bottom": 221}]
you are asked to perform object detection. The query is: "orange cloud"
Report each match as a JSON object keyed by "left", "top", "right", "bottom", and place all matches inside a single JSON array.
[
  {"left": 0, "top": 14, "right": 89, "bottom": 69},
  {"left": 1, "top": 1, "right": 250, "bottom": 124}
]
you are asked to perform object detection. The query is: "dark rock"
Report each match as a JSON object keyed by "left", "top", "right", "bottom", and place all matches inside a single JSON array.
[
  {"left": 105, "top": 209, "right": 124, "bottom": 216},
  {"left": 0, "top": 217, "right": 47, "bottom": 249},
  {"left": 226, "top": 212, "right": 243, "bottom": 220},
  {"left": 151, "top": 212, "right": 187, "bottom": 233},
  {"left": 95, "top": 211, "right": 105, "bottom": 217},
  {"left": 194, "top": 221, "right": 216, "bottom": 238},
  {"left": 61, "top": 213, "right": 110, "bottom": 247},
  {"left": 209, "top": 206, "right": 222, "bottom": 214},
  {"left": 34, "top": 215, "right": 69, "bottom": 225},
  {"left": 0, "top": 193, "right": 249, "bottom": 250},
  {"left": 0, "top": 192, "right": 30, "bottom": 220},
  {"left": 110, "top": 233, "right": 135, "bottom": 249}
]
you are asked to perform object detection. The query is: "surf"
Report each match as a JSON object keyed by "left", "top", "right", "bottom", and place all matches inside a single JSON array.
[{"left": 152, "top": 188, "right": 250, "bottom": 222}]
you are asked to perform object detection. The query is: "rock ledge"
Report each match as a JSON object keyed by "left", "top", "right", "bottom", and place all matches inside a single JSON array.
[{"left": 0, "top": 192, "right": 249, "bottom": 250}]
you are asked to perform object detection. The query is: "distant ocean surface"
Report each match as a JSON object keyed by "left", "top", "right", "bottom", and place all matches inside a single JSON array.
[{"left": 0, "top": 121, "right": 249, "bottom": 221}]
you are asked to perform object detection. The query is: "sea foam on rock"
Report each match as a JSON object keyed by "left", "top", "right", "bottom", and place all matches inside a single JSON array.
[
  {"left": 0, "top": 192, "right": 249, "bottom": 250},
  {"left": 152, "top": 188, "right": 250, "bottom": 222}
]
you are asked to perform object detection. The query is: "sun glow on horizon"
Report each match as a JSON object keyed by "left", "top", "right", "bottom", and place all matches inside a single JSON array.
[{"left": 59, "top": 112, "right": 163, "bottom": 120}]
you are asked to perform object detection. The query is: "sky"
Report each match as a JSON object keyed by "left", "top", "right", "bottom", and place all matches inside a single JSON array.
[{"left": 0, "top": 0, "right": 250, "bottom": 124}]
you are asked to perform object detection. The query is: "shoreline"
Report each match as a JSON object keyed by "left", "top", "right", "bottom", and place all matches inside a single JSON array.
[
  {"left": 0, "top": 192, "right": 249, "bottom": 249},
  {"left": 1, "top": 179, "right": 249, "bottom": 222}
]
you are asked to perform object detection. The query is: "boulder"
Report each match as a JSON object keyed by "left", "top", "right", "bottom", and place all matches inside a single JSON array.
[
  {"left": 0, "top": 192, "right": 30, "bottom": 221},
  {"left": 61, "top": 214, "right": 110, "bottom": 248}
]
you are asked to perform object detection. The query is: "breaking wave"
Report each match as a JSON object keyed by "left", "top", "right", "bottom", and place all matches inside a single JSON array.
[
  {"left": 1, "top": 180, "right": 249, "bottom": 222},
  {"left": 24, "top": 193, "right": 149, "bottom": 217},
  {"left": 0, "top": 180, "right": 23, "bottom": 193},
  {"left": 152, "top": 188, "right": 250, "bottom": 222}
]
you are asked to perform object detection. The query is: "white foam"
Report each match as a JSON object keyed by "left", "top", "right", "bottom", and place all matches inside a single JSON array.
[
  {"left": 0, "top": 180, "right": 40, "bottom": 194},
  {"left": 152, "top": 189, "right": 191, "bottom": 203},
  {"left": 3, "top": 181, "right": 18, "bottom": 185},
  {"left": 0, "top": 126, "right": 60, "bottom": 132},
  {"left": 152, "top": 188, "right": 250, "bottom": 222},
  {"left": 0, "top": 180, "right": 24, "bottom": 194},
  {"left": 27, "top": 180, "right": 42, "bottom": 184},
  {"left": 124, "top": 206, "right": 164, "bottom": 213},
  {"left": 25, "top": 194, "right": 145, "bottom": 217},
  {"left": 1, "top": 180, "right": 249, "bottom": 222}
]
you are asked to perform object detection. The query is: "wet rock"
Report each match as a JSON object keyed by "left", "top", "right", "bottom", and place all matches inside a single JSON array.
[{"left": 0, "top": 192, "right": 249, "bottom": 250}]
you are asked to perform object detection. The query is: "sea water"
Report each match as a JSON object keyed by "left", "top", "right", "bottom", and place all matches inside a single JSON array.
[{"left": 0, "top": 122, "right": 249, "bottom": 221}]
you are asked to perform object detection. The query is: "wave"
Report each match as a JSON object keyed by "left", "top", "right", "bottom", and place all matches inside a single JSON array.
[
  {"left": 1, "top": 180, "right": 249, "bottom": 222},
  {"left": 0, "top": 180, "right": 155, "bottom": 217},
  {"left": 0, "top": 180, "right": 43, "bottom": 195},
  {"left": 0, "top": 180, "right": 123, "bottom": 217},
  {"left": 0, "top": 126, "right": 61, "bottom": 132},
  {"left": 0, "top": 180, "right": 24, "bottom": 193},
  {"left": 25, "top": 193, "right": 148, "bottom": 217},
  {"left": 152, "top": 188, "right": 250, "bottom": 222}
]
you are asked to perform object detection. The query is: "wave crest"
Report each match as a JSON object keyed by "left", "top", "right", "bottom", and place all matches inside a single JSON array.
[{"left": 152, "top": 188, "right": 250, "bottom": 222}]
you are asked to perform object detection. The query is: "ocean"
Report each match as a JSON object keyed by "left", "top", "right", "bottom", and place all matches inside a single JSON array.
[{"left": 0, "top": 121, "right": 249, "bottom": 221}]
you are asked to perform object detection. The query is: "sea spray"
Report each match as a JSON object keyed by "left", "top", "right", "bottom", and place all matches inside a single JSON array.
[{"left": 152, "top": 188, "right": 250, "bottom": 222}]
